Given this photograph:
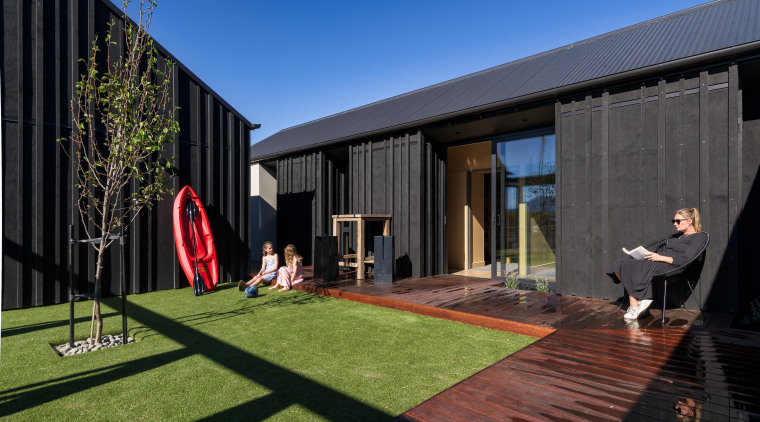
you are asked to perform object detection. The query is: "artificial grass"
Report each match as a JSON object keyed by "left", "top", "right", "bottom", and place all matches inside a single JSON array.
[{"left": 1, "top": 283, "right": 536, "bottom": 421}]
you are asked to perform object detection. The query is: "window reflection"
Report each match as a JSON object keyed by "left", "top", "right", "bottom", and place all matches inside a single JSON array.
[{"left": 496, "top": 134, "right": 556, "bottom": 283}]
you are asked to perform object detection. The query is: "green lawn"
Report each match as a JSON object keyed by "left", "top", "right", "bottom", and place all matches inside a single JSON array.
[{"left": 0, "top": 283, "right": 535, "bottom": 421}]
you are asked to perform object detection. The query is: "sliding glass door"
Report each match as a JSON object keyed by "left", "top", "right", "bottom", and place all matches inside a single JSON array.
[{"left": 492, "top": 131, "right": 556, "bottom": 284}]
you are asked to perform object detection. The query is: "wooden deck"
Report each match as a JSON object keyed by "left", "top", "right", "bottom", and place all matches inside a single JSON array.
[
  {"left": 397, "top": 329, "right": 760, "bottom": 421},
  {"left": 294, "top": 272, "right": 731, "bottom": 336},
  {"left": 293, "top": 271, "right": 760, "bottom": 421}
]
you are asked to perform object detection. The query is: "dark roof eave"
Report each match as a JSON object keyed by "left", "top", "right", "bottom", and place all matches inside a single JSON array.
[{"left": 251, "top": 39, "right": 760, "bottom": 163}]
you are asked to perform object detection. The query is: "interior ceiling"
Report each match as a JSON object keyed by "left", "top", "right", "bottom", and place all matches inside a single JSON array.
[{"left": 423, "top": 104, "right": 555, "bottom": 144}]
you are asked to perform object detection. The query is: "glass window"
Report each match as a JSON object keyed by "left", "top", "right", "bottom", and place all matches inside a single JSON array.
[{"left": 495, "top": 133, "right": 556, "bottom": 284}]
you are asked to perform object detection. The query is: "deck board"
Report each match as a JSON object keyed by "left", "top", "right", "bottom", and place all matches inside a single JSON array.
[
  {"left": 292, "top": 271, "right": 759, "bottom": 421},
  {"left": 400, "top": 329, "right": 760, "bottom": 421},
  {"left": 294, "top": 272, "right": 714, "bottom": 331}
]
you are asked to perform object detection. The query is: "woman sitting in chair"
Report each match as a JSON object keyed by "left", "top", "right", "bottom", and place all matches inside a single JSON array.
[{"left": 608, "top": 208, "right": 707, "bottom": 320}]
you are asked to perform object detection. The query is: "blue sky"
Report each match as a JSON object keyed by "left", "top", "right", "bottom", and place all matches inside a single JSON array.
[{"left": 137, "top": 0, "right": 708, "bottom": 145}]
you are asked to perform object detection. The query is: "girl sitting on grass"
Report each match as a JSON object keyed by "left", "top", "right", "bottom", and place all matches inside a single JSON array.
[
  {"left": 239, "top": 241, "right": 278, "bottom": 290},
  {"left": 271, "top": 244, "right": 303, "bottom": 292}
]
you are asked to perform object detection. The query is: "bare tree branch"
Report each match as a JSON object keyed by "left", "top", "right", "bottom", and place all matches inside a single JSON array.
[{"left": 57, "top": 0, "right": 178, "bottom": 344}]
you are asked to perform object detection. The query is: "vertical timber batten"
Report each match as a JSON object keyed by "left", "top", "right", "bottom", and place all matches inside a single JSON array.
[
  {"left": 556, "top": 65, "right": 741, "bottom": 313},
  {"left": 726, "top": 64, "right": 740, "bottom": 314},
  {"left": 341, "top": 131, "right": 444, "bottom": 278},
  {"left": 276, "top": 151, "right": 328, "bottom": 266},
  {"left": 699, "top": 70, "right": 710, "bottom": 305},
  {"left": 1, "top": 0, "right": 252, "bottom": 309}
]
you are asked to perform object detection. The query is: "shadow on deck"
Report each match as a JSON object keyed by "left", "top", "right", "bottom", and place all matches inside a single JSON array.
[{"left": 293, "top": 269, "right": 760, "bottom": 421}]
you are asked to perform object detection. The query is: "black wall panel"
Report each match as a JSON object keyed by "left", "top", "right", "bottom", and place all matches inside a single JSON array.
[
  {"left": 738, "top": 63, "right": 760, "bottom": 317},
  {"left": 348, "top": 131, "right": 445, "bottom": 278},
  {"left": 274, "top": 133, "right": 445, "bottom": 279},
  {"left": 276, "top": 151, "right": 333, "bottom": 266},
  {"left": 557, "top": 64, "right": 751, "bottom": 314},
  {"left": 2, "top": 0, "right": 252, "bottom": 310}
]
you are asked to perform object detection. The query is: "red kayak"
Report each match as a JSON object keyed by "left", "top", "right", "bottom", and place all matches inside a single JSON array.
[{"left": 173, "top": 185, "right": 218, "bottom": 292}]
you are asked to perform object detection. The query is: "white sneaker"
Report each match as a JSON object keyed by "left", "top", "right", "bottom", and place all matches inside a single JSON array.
[
  {"left": 623, "top": 306, "right": 639, "bottom": 320},
  {"left": 625, "top": 300, "right": 653, "bottom": 320},
  {"left": 638, "top": 299, "right": 653, "bottom": 313}
]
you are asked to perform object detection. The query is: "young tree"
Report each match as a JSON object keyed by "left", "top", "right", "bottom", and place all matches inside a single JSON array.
[{"left": 60, "top": 0, "right": 178, "bottom": 344}]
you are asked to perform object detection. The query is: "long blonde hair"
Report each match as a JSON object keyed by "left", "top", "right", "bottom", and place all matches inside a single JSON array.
[
  {"left": 261, "top": 241, "right": 273, "bottom": 256},
  {"left": 676, "top": 208, "right": 702, "bottom": 233},
  {"left": 284, "top": 244, "right": 298, "bottom": 266}
]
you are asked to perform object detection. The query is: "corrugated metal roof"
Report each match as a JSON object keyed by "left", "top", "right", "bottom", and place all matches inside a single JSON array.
[{"left": 252, "top": 0, "right": 760, "bottom": 161}]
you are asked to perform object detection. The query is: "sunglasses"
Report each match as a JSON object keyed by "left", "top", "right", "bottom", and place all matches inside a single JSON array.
[{"left": 671, "top": 219, "right": 690, "bottom": 224}]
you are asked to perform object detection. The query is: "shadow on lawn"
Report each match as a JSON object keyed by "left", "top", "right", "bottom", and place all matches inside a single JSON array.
[
  {"left": 128, "top": 291, "right": 331, "bottom": 340},
  {"left": 0, "top": 296, "right": 391, "bottom": 421},
  {"left": 1, "top": 311, "right": 119, "bottom": 338}
]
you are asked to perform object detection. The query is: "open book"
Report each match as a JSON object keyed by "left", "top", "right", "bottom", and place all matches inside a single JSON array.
[{"left": 622, "top": 246, "right": 649, "bottom": 260}]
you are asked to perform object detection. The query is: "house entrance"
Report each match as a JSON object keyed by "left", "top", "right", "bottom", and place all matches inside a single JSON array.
[
  {"left": 446, "top": 141, "right": 492, "bottom": 278},
  {"left": 446, "top": 130, "right": 556, "bottom": 284}
]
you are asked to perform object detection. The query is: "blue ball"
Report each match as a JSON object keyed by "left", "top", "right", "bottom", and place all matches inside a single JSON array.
[{"left": 244, "top": 285, "right": 259, "bottom": 298}]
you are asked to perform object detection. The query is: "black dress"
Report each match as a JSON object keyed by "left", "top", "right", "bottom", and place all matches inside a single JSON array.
[{"left": 607, "top": 232, "right": 708, "bottom": 300}]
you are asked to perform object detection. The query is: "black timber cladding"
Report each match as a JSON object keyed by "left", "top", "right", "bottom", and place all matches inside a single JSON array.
[
  {"left": 276, "top": 152, "right": 332, "bottom": 266},
  {"left": 556, "top": 64, "right": 757, "bottom": 314},
  {"left": 349, "top": 132, "right": 445, "bottom": 278},
  {"left": 274, "top": 132, "right": 445, "bottom": 278},
  {"left": 2, "top": 0, "right": 254, "bottom": 310},
  {"left": 738, "top": 62, "right": 760, "bottom": 317},
  {"left": 251, "top": 0, "right": 760, "bottom": 161}
]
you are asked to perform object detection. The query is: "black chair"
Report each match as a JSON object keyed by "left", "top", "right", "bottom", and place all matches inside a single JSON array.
[{"left": 645, "top": 232, "right": 710, "bottom": 324}]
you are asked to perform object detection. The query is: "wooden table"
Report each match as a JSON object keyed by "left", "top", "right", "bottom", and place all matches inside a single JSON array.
[{"left": 332, "top": 214, "right": 391, "bottom": 280}]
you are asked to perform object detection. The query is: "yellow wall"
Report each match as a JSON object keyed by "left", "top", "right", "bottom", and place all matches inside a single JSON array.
[
  {"left": 447, "top": 142, "right": 492, "bottom": 172},
  {"left": 447, "top": 171, "right": 467, "bottom": 270},
  {"left": 446, "top": 141, "right": 491, "bottom": 271},
  {"left": 471, "top": 172, "right": 485, "bottom": 268}
]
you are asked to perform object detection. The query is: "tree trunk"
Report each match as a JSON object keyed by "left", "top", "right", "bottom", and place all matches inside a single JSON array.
[
  {"left": 91, "top": 243, "right": 106, "bottom": 345},
  {"left": 92, "top": 298, "right": 103, "bottom": 344},
  {"left": 91, "top": 183, "right": 112, "bottom": 345}
]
